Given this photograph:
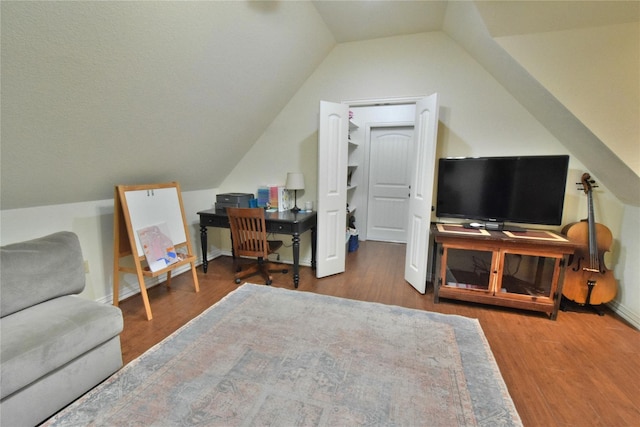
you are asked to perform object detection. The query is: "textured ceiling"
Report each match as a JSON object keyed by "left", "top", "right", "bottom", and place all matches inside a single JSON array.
[
  {"left": 312, "top": 0, "right": 639, "bottom": 41},
  {"left": 311, "top": 1, "right": 448, "bottom": 42},
  {"left": 1, "top": 1, "right": 638, "bottom": 210},
  {"left": 0, "top": 1, "right": 335, "bottom": 209},
  {"left": 475, "top": 0, "right": 639, "bottom": 37}
]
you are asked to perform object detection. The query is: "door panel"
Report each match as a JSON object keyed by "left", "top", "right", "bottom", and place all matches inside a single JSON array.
[
  {"left": 367, "top": 127, "right": 414, "bottom": 242},
  {"left": 404, "top": 94, "right": 439, "bottom": 293},
  {"left": 317, "top": 101, "right": 348, "bottom": 278}
]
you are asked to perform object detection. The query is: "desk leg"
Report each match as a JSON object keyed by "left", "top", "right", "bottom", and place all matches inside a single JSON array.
[
  {"left": 292, "top": 233, "right": 300, "bottom": 288},
  {"left": 311, "top": 226, "right": 317, "bottom": 270},
  {"left": 200, "top": 225, "right": 208, "bottom": 273}
]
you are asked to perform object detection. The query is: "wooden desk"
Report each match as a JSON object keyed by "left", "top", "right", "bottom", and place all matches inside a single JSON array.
[
  {"left": 197, "top": 209, "right": 317, "bottom": 288},
  {"left": 432, "top": 223, "right": 579, "bottom": 320}
]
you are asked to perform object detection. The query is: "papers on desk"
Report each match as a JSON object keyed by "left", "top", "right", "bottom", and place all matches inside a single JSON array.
[{"left": 258, "top": 185, "right": 291, "bottom": 211}]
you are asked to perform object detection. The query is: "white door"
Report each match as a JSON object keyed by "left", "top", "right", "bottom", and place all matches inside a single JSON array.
[
  {"left": 366, "top": 126, "right": 414, "bottom": 242},
  {"left": 317, "top": 101, "right": 349, "bottom": 278},
  {"left": 404, "top": 93, "right": 439, "bottom": 293}
]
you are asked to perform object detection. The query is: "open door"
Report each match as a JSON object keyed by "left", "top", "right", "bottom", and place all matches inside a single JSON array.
[
  {"left": 317, "top": 100, "right": 349, "bottom": 278},
  {"left": 404, "top": 93, "right": 439, "bottom": 293}
]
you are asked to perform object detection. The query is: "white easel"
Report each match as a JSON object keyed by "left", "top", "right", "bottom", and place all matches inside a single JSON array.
[{"left": 112, "top": 182, "right": 199, "bottom": 320}]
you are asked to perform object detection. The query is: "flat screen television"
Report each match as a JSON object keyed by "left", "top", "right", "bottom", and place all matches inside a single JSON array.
[{"left": 435, "top": 155, "right": 570, "bottom": 230}]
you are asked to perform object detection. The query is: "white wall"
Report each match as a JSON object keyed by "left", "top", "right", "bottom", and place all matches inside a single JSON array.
[
  {"left": 610, "top": 205, "right": 640, "bottom": 327},
  {"left": 220, "top": 31, "right": 638, "bottom": 327},
  {"left": 2, "top": 31, "right": 637, "bottom": 327},
  {"left": 1, "top": 188, "right": 221, "bottom": 303}
]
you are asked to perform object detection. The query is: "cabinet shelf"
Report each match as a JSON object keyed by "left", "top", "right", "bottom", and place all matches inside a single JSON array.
[{"left": 348, "top": 120, "right": 359, "bottom": 146}]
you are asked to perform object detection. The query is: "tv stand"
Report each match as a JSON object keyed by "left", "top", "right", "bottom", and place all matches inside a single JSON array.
[{"left": 432, "top": 223, "right": 579, "bottom": 320}]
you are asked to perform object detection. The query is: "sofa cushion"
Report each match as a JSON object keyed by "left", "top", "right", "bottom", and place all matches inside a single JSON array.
[
  {"left": 1, "top": 232, "right": 86, "bottom": 317},
  {"left": 0, "top": 295, "right": 123, "bottom": 399}
]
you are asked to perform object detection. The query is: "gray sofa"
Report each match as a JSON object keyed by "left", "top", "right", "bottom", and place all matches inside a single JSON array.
[{"left": 1, "top": 232, "right": 124, "bottom": 426}]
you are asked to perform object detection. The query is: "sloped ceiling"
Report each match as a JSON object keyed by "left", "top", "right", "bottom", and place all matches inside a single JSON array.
[
  {"left": 444, "top": 1, "right": 639, "bottom": 205},
  {"left": 1, "top": 0, "right": 638, "bottom": 210},
  {"left": 311, "top": 0, "right": 447, "bottom": 42},
  {"left": 1, "top": 1, "right": 335, "bottom": 209}
]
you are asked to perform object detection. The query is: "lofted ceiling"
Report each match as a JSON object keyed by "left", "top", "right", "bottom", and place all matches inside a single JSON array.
[
  {"left": 313, "top": 1, "right": 639, "bottom": 205},
  {"left": 313, "top": 1, "right": 639, "bottom": 41},
  {"left": 1, "top": 1, "right": 638, "bottom": 210},
  {"left": 311, "top": 0, "right": 448, "bottom": 42}
]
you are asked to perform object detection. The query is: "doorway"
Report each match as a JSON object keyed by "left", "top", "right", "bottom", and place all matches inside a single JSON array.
[
  {"left": 318, "top": 95, "right": 440, "bottom": 293},
  {"left": 366, "top": 126, "right": 414, "bottom": 242},
  {"left": 347, "top": 102, "right": 416, "bottom": 243}
]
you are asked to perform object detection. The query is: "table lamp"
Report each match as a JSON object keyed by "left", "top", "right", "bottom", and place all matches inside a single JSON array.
[{"left": 285, "top": 172, "right": 305, "bottom": 213}]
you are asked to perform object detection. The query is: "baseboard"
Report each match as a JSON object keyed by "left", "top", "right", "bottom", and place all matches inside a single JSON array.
[
  {"left": 102, "top": 249, "right": 313, "bottom": 305},
  {"left": 101, "top": 249, "right": 224, "bottom": 305},
  {"left": 608, "top": 300, "right": 640, "bottom": 330}
]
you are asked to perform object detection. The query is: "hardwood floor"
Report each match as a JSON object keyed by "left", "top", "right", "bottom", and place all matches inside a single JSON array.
[{"left": 119, "top": 241, "right": 640, "bottom": 427}]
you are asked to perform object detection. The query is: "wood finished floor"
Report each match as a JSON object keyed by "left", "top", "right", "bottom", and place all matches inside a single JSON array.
[{"left": 119, "top": 241, "right": 640, "bottom": 427}]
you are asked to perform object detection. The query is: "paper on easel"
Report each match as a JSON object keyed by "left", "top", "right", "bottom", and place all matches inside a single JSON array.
[{"left": 137, "top": 222, "right": 179, "bottom": 272}]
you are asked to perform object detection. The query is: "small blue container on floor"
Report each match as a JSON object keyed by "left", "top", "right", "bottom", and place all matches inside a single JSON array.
[{"left": 348, "top": 233, "right": 359, "bottom": 252}]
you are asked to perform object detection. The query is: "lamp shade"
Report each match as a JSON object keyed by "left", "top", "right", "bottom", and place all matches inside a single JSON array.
[{"left": 285, "top": 173, "right": 305, "bottom": 190}]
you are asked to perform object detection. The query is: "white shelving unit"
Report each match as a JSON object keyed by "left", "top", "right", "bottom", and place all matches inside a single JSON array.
[{"left": 347, "top": 119, "right": 359, "bottom": 225}]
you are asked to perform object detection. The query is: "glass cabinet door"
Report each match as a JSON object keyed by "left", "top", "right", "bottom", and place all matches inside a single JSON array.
[
  {"left": 442, "top": 248, "right": 493, "bottom": 291},
  {"left": 498, "top": 252, "right": 559, "bottom": 298}
]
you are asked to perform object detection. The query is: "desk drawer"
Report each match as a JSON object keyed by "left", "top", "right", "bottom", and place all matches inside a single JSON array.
[
  {"left": 268, "top": 222, "right": 294, "bottom": 234},
  {"left": 201, "top": 216, "right": 230, "bottom": 228}
]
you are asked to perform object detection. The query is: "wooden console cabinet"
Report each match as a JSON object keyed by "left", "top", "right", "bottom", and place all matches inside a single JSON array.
[{"left": 432, "top": 224, "right": 579, "bottom": 320}]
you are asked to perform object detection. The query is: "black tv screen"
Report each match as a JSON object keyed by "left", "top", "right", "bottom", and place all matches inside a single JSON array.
[{"left": 436, "top": 155, "right": 570, "bottom": 227}]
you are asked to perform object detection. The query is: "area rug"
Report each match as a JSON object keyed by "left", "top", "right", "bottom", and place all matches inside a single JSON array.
[{"left": 43, "top": 284, "right": 522, "bottom": 426}]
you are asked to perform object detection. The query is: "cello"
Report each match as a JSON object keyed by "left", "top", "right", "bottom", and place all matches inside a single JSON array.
[{"left": 561, "top": 173, "right": 617, "bottom": 310}]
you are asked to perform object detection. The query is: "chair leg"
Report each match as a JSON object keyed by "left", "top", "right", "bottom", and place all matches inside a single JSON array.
[
  {"left": 267, "top": 263, "right": 288, "bottom": 275},
  {"left": 233, "top": 258, "right": 288, "bottom": 286},
  {"left": 257, "top": 258, "right": 273, "bottom": 286},
  {"left": 234, "top": 263, "right": 261, "bottom": 284}
]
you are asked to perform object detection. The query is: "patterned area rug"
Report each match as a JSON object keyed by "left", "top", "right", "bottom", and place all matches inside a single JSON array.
[{"left": 43, "top": 284, "right": 522, "bottom": 426}]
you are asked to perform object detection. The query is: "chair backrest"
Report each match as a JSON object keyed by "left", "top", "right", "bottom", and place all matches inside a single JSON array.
[{"left": 226, "top": 207, "right": 269, "bottom": 259}]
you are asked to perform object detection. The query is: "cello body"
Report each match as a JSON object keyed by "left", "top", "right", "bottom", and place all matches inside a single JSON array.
[
  {"left": 562, "top": 220, "right": 617, "bottom": 305},
  {"left": 561, "top": 173, "right": 617, "bottom": 305}
]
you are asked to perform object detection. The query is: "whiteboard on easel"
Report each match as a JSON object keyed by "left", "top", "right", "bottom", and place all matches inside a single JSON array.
[{"left": 123, "top": 186, "right": 187, "bottom": 258}]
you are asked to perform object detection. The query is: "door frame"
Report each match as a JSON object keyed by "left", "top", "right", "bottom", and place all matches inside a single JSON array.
[
  {"left": 344, "top": 96, "right": 424, "bottom": 241},
  {"left": 317, "top": 96, "right": 437, "bottom": 287},
  {"left": 346, "top": 94, "right": 440, "bottom": 294}
]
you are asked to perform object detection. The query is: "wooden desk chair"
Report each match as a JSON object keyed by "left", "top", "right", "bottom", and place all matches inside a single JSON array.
[{"left": 226, "top": 207, "right": 288, "bottom": 285}]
